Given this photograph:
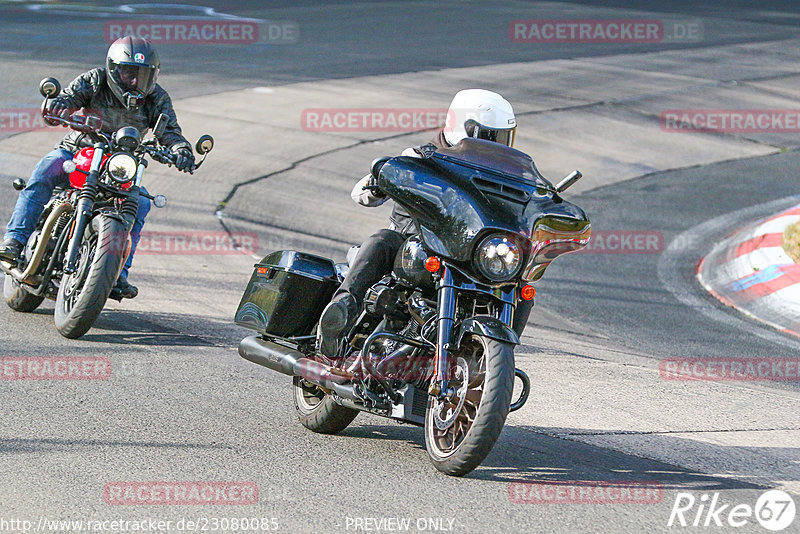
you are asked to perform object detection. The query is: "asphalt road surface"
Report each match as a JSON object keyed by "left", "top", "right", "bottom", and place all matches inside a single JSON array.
[{"left": 1, "top": 1, "right": 799, "bottom": 533}]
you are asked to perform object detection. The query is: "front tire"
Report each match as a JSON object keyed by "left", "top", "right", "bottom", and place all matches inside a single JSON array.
[
  {"left": 54, "top": 215, "right": 128, "bottom": 339},
  {"left": 424, "top": 335, "right": 515, "bottom": 476},
  {"left": 293, "top": 376, "right": 359, "bottom": 434},
  {"left": 4, "top": 274, "right": 44, "bottom": 312}
]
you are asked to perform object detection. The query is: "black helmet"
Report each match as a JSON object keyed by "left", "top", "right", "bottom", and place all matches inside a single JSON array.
[{"left": 106, "top": 36, "right": 160, "bottom": 109}]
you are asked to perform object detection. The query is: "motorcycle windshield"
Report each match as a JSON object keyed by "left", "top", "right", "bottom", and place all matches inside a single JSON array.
[{"left": 376, "top": 138, "right": 589, "bottom": 262}]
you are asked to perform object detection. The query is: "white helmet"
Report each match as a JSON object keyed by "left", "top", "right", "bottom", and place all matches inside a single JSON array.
[{"left": 443, "top": 89, "right": 516, "bottom": 147}]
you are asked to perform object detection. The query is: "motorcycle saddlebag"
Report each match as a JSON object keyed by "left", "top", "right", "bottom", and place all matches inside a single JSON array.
[{"left": 235, "top": 250, "right": 339, "bottom": 337}]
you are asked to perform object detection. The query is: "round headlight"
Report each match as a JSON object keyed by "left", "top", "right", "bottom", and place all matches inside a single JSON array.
[
  {"left": 105, "top": 153, "right": 137, "bottom": 184},
  {"left": 475, "top": 234, "right": 522, "bottom": 282}
]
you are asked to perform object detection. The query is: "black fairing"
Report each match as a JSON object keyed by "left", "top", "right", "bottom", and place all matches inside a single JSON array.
[{"left": 376, "top": 139, "right": 590, "bottom": 266}]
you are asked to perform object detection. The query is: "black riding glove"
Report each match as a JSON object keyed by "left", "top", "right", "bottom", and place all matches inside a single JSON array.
[
  {"left": 43, "top": 99, "right": 71, "bottom": 124},
  {"left": 365, "top": 176, "right": 387, "bottom": 198},
  {"left": 172, "top": 147, "right": 196, "bottom": 173}
]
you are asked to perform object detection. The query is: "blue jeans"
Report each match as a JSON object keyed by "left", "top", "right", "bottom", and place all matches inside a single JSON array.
[{"left": 5, "top": 148, "right": 151, "bottom": 280}]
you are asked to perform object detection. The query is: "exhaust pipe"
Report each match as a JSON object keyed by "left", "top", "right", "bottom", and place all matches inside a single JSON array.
[
  {"left": 0, "top": 201, "right": 73, "bottom": 284},
  {"left": 238, "top": 335, "right": 353, "bottom": 391},
  {"left": 239, "top": 336, "right": 395, "bottom": 410}
]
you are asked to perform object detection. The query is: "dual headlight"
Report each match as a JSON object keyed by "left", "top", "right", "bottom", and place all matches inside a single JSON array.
[
  {"left": 474, "top": 234, "right": 523, "bottom": 282},
  {"left": 105, "top": 153, "right": 137, "bottom": 184}
]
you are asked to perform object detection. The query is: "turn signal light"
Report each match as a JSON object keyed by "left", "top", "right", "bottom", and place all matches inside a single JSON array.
[
  {"left": 520, "top": 285, "right": 536, "bottom": 300},
  {"left": 256, "top": 267, "right": 268, "bottom": 275},
  {"left": 425, "top": 256, "right": 441, "bottom": 273}
]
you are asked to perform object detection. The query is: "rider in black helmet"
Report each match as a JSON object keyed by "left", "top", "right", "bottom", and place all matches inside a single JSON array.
[{"left": 0, "top": 37, "right": 195, "bottom": 299}]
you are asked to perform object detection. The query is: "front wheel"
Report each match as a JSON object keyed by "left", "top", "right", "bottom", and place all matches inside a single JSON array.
[
  {"left": 293, "top": 376, "right": 359, "bottom": 434},
  {"left": 54, "top": 215, "right": 128, "bottom": 339},
  {"left": 425, "top": 335, "right": 515, "bottom": 476}
]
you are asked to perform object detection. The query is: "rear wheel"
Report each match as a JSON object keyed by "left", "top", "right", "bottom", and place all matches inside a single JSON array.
[
  {"left": 293, "top": 376, "right": 359, "bottom": 434},
  {"left": 425, "top": 335, "right": 515, "bottom": 476},
  {"left": 54, "top": 215, "right": 128, "bottom": 339},
  {"left": 4, "top": 231, "right": 46, "bottom": 312},
  {"left": 4, "top": 274, "right": 44, "bottom": 312}
]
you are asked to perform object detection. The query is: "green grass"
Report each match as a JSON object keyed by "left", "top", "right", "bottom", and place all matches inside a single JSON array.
[{"left": 783, "top": 221, "right": 800, "bottom": 264}]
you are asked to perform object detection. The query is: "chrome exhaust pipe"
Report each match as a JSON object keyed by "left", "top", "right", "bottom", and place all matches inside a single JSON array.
[
  {"left": 238, "top": 335, "right": 353, "bottom": 392},
  {"left": 0, "top": 201, "right": 73, "bottom": 285}
]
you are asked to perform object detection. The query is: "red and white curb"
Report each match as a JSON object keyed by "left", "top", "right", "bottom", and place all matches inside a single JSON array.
[{"left": 697, "top": 204, "right": 800, "bottom": 338}]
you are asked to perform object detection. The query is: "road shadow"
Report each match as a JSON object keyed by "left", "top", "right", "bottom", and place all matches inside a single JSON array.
[
  {"left": 80, "top": 310, "right": 215, "bottom": 347},
  {"left": 474, "top": 426, "right": 772, "bottom": 491},
  {"left": 342, "top": 423, "right": 776, "bottom": 492}
]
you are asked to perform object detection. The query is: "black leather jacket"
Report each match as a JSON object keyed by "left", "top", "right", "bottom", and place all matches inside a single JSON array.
[{"left": 52, "top": 68, "right": 190, "bottom": 154}]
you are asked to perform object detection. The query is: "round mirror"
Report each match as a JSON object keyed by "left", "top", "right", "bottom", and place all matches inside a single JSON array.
[
  {"left": 153, "top": 195, "right": 167, "bottom": 208},
  {"left": 195, "top": 134, "right": 214, "bottom": 154},
  {"left": 39, "top": 77, "right": 61, "bottom": 98}
]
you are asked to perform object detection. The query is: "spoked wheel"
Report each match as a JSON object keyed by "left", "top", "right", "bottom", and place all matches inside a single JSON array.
[
  {"left": 54, "top": 216, "right": 127, "bottom": 339},
  {"left": 425, "top": 335, "right": 515, "bottom": 476},
  {"left": 293, "top": 376, "right": 359, "bottom": 434}
]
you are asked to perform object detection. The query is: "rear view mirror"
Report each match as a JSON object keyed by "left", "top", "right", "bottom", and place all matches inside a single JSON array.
[
  {"left": 153, "top": 113, "right": 168, "bottom": 138},
  {"left": 39, "top": 77, "right": 61, "bottom": 98},
  {"left": 371, "top": 157, "right": 390, "bottom": 180},
  {"left": 195, "top": 134, "right": 214, "bottom": 154},
  {"left": 556, "top": 170, "right": 583, "bottom": 193}
]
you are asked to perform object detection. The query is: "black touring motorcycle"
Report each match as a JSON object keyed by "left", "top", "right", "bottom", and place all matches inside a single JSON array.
[
  {"left": 236, "top": 138, "right": 590, "bottom": 476},
  {"left": 1, "top": 78, "right": 214, "bottom": 339}
]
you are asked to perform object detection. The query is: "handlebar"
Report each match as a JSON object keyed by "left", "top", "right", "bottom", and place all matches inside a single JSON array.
[
  {"left": 43, "top": 113, "right": 102, "bottom": 135},
  {"left": 142, "top": 143, "right": 178, "bottom": 165},
  {"left": 43, "top": 115, "right": 206, "bottom": 173},
  {"left": 142, "top": 142, "right": 207, "bottom": 174}
]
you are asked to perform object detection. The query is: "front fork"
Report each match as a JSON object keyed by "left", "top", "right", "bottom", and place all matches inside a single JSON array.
[
  {"left": 429, "top": 266, "right": 516, "bottom": 399},
  {"left": 64, "top": 144, "right": 104, "bottom": 274}
]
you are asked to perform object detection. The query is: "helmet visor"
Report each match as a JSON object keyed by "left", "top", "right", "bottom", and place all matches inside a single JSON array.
[
  {"left": 465, "top": 120, "right": 516, "bottom": 147},
  {"left": 110, "top": 62, "right": 158, "bottom": 96}
]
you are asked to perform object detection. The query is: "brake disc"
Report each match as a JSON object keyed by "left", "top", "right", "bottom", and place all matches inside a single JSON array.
[{"left": 433, "top": 357, "right": 469, "bottom": 431}]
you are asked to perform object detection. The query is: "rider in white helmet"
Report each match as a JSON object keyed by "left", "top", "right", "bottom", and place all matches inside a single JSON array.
[
  {"left": 442, "top": 89, "right": 516, "bottom": 147},
  {"left": 318, "top": 90, "right": 520, "bottom": 357}
]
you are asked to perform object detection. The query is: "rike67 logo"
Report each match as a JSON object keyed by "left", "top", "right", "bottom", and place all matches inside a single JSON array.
[{"left": 668, "top": 490, "right": 796, "bottom": 531}]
